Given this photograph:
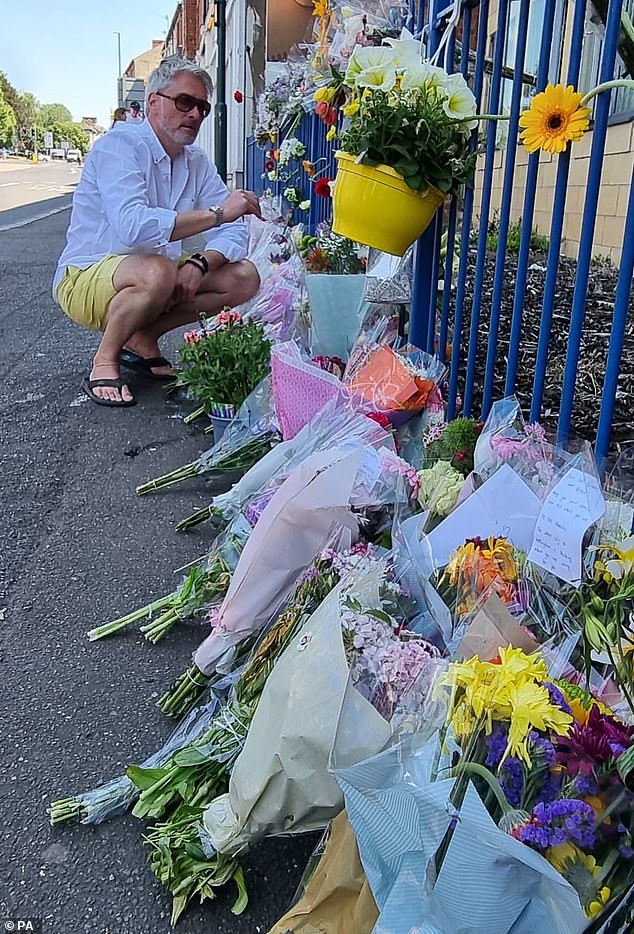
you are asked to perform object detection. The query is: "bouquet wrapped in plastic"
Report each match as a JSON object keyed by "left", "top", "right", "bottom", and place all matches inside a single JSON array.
[
  {"left": 344, "top": 344, "right": 445, "bottom": 427},
  {"left": 271, "top": 341, "right": 345, "bottom": 440},
  {"left": 337, "top": 646, "right": 634, "bottom": 933},
  {"left": 201, "top": 557, "right": 445, "bottom": 856},
  {"left": 136, "top": 376, "right": 280, "bottom": 497}
]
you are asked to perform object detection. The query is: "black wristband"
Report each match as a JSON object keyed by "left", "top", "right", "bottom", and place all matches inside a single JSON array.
[
  {"left": 184, "top": 258, "right": 206, "bottom": 276},
  {"left": 190, "top": 252, "right": 209, "bottom": 274}
]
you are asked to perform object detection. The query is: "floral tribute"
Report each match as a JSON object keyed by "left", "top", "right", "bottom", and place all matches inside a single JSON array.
[{"left": 434, "top": 647, "right": 634, "bottom": 919}]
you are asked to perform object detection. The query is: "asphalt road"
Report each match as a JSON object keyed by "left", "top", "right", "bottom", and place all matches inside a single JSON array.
[
  {"left": 0, "top": 200, "right": 317, "bottom": 933},
  {"left": 0, "top": 161, "right": 80, "bottom": 225}
]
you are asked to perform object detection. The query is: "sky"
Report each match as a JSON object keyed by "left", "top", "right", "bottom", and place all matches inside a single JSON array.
[{"left": 0, "top": 0, "right": 176, "bottom": 129}]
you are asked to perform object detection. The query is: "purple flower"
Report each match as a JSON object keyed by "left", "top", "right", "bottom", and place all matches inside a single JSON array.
[
  {"left": 545, "top": 683, "right": 572, "bottom": 715},
  {"left": 574, "top": 775, "right": 599, "bottom": 796},
  {"left": 515, "top": 799, "right": 597, "bottom": 851}
]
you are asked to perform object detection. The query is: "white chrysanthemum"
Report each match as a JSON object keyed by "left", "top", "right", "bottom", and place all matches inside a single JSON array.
[
  {"left": 400, "top": 61, "right": 451, "bottom": 91},
  {"left": 383, "top": 37, "right": 423, "bottom": 69},
  {"left": 345, "top": 45, "right": 396, "bottom": 85},
  {"left": 355, "top": 64, "right": 397, "bottom": 92},
  {"left": 441, "top": 74, "right": 478, "bottom": 127}
]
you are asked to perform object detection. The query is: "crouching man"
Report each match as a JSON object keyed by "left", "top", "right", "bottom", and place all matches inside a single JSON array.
[{"left": 53, "top": 58, "right": 261, "bottom": 407}]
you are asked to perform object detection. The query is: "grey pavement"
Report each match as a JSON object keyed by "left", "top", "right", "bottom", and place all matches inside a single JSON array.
[{"left": 0, "top": 203, "right": 317, "bottom": 933}]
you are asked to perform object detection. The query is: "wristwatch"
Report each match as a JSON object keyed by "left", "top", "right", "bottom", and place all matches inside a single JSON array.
[{"left": 209, "top": 204, "right": 224, "bottom": 227}]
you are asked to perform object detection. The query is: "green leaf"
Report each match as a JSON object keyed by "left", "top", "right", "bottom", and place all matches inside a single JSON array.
[
  {"left": 170, "top": 894, "right": 188, "bottom": 927},
  {"left": 126, "top": 765, "right": 167, "bottom": 790},
  {"left": 231, "top": 865, "right": 249, "bottom": 914},
  {"left": 617, "top": 744, "right": 634, "bottom": 786}
]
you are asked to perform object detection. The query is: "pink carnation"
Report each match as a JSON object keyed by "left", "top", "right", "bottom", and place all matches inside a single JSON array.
[
  {"left": 217, "top": 309, "right": 242, "bottom": 326},
  {"left": 183, "top": 330, "right": 202, "bottom": 344}
]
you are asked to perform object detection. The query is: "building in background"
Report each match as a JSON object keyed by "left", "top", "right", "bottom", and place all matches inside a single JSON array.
[
  {"left": 80, "top": 117, "right": 106, "bottom": 150},
  {"left": 164, "top": 0, "right": 205, "bottom": 60},
  {"left": 157, "top": 0, "right": 311, "bottom": 187},
  {"left": 118, "top": 39, "right": 165, "bottom": 111},
  {"left": 475, "top": 0, "right": 634, "bottom": 265}
]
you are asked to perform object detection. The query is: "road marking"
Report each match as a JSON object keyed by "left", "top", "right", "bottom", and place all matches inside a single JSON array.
[
  {"left": 0, "top": 181, "right": 19, "bottom": 188},
  {"left": 0, "top": 203, "right": 71, "bottom": 232}
]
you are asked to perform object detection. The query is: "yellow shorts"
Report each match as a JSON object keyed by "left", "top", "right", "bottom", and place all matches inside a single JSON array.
[
  {"left": 56, "top": 255, "right": 127, "bottom": 332},
  {"left": 56, "top": 253, "right": 192, "bottom": 332}
]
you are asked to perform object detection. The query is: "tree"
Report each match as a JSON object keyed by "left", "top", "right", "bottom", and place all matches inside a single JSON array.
[
  {"left": 0, "top": 76, "right": 40, "bottom": 150},
  {"left": 39, "top": 102, "right": 73, "bottom": 126},
  {"left": 45, "top": 120, "right": 89, "bottom": 153},
  {"left": 0, "top": 86, "right": 16, "bottom": 148}
]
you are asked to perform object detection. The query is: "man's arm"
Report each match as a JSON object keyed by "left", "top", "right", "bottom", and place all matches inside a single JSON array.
[{"left": 170, "top": 189, "right": 261, "bottom": 243}]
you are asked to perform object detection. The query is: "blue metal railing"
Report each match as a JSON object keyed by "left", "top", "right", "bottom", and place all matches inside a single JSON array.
[{"left": 245, "top": 0, "right": 634, "bottom": 458}]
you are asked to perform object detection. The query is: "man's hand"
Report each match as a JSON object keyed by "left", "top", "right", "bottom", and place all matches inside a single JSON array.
[
  {"left": 221, "top": 189, "right": 262, "bottom": 223},
  {"left": 173, "top": 262, "right": 205, "bottom": 304}
]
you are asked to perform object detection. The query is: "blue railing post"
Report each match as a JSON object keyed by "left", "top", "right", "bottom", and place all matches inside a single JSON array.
[
  {"left": 409, "top": 0, "right": 445, "bottom": 350},
  {"left": 504, "top": 0, "right": 557, "bottom": 397},
  {"left": 594, "top": 164, "right": 634, "bottom": 465},
  {"left": 530, "top": 0, "right": 588, "bottom": 422},
  {"left": 557, "top": 0, "right": 625, "bottom": 443},
  {"left": 462, "top": 0, "right": 509, "bottom": 416},
  {"left": 447, "top": 0, "right": 490, "bottom": 419},
  {"left": 481, "top": 0, "right": 531, "bottom": 417}
]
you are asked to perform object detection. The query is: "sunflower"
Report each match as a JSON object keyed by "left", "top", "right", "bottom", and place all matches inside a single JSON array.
[{"left": 519, "top": 84, "right": 591, "bottom": 154}]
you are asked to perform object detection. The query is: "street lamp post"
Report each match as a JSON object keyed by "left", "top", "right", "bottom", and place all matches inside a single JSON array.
[
  {"left": 114, "top": 31, "right": 123, "bottom": 107},
  {"left": 214, "top": 0, "right": 227, "bottom": 182}
]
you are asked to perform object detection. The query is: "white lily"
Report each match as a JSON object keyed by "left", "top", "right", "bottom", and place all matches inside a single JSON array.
[
  {"left": 603, "top": 536, "right": 634, "bottom": 581},
  {"left": 441, "top": 73, "right": 478, "bottom": 127},
  {"left": 345, "top": 45, "right": 395, "bottom": 85},
  {"left": 384, "top": 37, "right": 423, "bottom": 70},
  {"left": 355, "top": 64, "right": 398, "bottom": 92},
  {"left": 400, "top": 61, "right": 451, "bottom": 91}
]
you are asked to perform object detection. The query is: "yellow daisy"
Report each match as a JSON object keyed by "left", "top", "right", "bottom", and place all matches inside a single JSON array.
[
  {"left": 519, "top": 84, "right": 591, "bottom": 154},
  {"left": 313, "top": 0, "right": 329, "bottom": 17}
]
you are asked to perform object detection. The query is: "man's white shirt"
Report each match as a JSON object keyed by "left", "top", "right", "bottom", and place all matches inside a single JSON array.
[{"left": 53, "top": 119, "right": 248, "bottom": 297}]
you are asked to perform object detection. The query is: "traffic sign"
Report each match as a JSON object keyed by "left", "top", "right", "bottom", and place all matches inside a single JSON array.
[
  {"left": 44, "top": 131, "right": 53, "bottom": 149},
  {"left": 60, "top": 140, "right": 71, "bottom": 150}
]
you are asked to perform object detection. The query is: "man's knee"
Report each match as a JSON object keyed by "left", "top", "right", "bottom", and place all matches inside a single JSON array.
[
  {"left": 135, "top": 255, "right": 178, "bottom": 301},
  {"left": 231, "top": 260, "right": 260, "bottom": 304}
]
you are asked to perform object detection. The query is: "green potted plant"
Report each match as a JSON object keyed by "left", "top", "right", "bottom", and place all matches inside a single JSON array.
[
  {"left": 317, "top": 38, "right": 479, "bottom": 254},
  {"left": 173, "top": 310, "right": 271, "bottom": 438}
]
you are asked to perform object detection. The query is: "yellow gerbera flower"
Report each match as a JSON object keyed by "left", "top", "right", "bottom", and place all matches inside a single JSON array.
[
  {"left": 587, "top": 886, "right": 611, "bottom": 919},
  {"left": 519, "top": 84, "right": 591, "bottom": 154}
]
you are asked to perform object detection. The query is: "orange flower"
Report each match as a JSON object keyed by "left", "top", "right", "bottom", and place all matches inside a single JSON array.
[{"left": 302, "top": 159, "right": 315, "bottom": 177}]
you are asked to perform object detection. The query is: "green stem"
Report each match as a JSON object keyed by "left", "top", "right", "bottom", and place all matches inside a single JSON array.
[
  {"left": 87, "top": 594, "right": 173, "bottom": 640},
  {"left": 136, "top": 463, "right": 197, "bottom": 495},
  {"left": 447, "top": 761, "right": 512, "bottom": 816},
  {"left": 581, "top": 79, "right": 634, "bottom": 106},
  {"left": 474, "top": 113, "right": 511, "bottom": 121},
  {"left": 183, "top": 404, "right": 206, "bottom": 424},
  {"left": 176, "top": 505, "right": 218, "bottom": 533}
]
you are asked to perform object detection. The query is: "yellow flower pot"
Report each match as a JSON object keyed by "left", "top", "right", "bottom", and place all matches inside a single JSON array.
[{"left": 332, "top": 151, "right": 445, "bottom": 256}]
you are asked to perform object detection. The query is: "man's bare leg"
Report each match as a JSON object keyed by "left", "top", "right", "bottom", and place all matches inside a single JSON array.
[
  {"left": 128, "top": 259, "right": 260, "bottom": 345},
  {"left": 90, "top": 255, "right": 179, "bottom": 403}
]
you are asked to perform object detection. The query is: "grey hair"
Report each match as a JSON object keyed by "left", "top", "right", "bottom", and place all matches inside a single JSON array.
[{"left": 147, "top": 58, "right": 213, "bottom": 99}]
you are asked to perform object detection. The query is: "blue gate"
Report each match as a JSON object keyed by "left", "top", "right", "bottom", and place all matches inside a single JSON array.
[{"left": 246, "top": 0, "right": 634, "bottom": 463}]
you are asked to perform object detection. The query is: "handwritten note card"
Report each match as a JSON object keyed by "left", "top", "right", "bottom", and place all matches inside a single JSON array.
[
  {"left": 402, "top": 463, "right": 542, "bottom": 572},
  {"left": 528, "top": 467, "right": 605, "bottom": 583}
]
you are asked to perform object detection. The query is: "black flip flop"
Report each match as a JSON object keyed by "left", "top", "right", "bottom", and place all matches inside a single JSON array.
[
  {"left": 119, "top": 348, "right": 175, "bottom": 380},
  {"left": 81, "top": 376, "right": 136, "bottom": 407}
]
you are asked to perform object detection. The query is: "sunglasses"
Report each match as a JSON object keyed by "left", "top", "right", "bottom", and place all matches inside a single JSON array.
[{"left": 156, "top": 91, "right": 211, "bottom": 118}]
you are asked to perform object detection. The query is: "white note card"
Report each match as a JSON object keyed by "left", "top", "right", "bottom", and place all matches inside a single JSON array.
[
  {"left": 403, "top": 463, "right": 542, "bottom": 572},
  {"left": 528, "top": 467, "right": 606, "bottom": 584}
]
